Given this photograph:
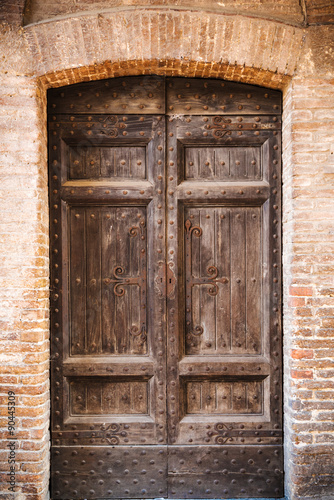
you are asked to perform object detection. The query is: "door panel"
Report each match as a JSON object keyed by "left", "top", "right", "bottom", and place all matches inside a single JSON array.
[
  {"left": 168, "top": 446, "right": 283, "bottom": 498},
  {"left": 165, "top": 94, "right": 282, "bottom": 496},
  {"left": 49, "top": 106, "right": 168, "bottom": 498},
  {"left": 184, "top": 145, "right": 262, "bottom": 181},
  {"left": 49, "top": 76, "right": 282, "bottom": 499},
  {"left": 184, "top": 206, "right": 262, "bottom": 356},
  {"left": 69, "top": 205, "right": 147, "bottom": 356},
  {"left": 51, "top": 446, "right": 168, "bottom": 499},
  {"left": 69, "top": 144, "right": 147, "bottom": 180}
]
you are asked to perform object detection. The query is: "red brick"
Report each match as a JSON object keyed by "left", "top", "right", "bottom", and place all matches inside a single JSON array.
[
  {"left": 288, "top": 296, "right": 306, "bottom": 307},
  {"left": 291, "top": 369, "right": 314, "bottom": 379},
  {"left": 291, "top": 349, "right": 314, "bottom": 359},
  {"left": 289, "top": 285, "right": 313, "bottom": 296}
]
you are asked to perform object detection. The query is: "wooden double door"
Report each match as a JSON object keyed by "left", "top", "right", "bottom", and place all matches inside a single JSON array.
[{"left": 48, "top": 76, "right": 283, "bottom": 499}]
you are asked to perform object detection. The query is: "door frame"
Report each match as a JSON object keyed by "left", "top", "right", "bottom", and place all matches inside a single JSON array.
[{"left": 47, "top": 74, "right": 284, "bottom": 500}]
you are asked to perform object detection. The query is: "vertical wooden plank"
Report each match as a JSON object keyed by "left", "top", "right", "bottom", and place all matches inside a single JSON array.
[
  {"left": 118, "top": 146, "right": 130, "bottom": 178},
  {"left": 216, "top": 382, "right": 231, "bottom": 413},
  {"left": 69, "top": 145, "right": 84, "bottom": 179},
  {"left": 245, "top": 146, "right": 261, "bottom": 180},
  {"left": 129, "top": 207, "right": 146, "bottom": 355},
  {"left": 216, "top": 208, "right": 231, "bottom": 352},
  {"left": 86, "top": 208, "right": 102, "bottom": 354},
  {"left": 215, "top": 147, "right": 230, "bottom": 180},
  {"left": 199, "top": 147, "right": 215, "bottom": 179},
  {"left": 186, "top": 382, "right": 201, "bottom": 413},
  {"left": 247, "top": 381, "right": 263, "bottom": 414},
  {"left": 132, "top": 382, "right": 148, "bottom": 414},
  {"left": 70, "top": 381, "right": 86, "bottom": 415},
  {"left": 118, "top": 381, "right": 131, "bottom": 414},
  {"left": 198, "top": 208, "right": 216, "bottom": 353},
  {"left": 100, "top": 147, "right": 113, "bottom": 177},
  {"left": 115, "top": 207, "right": 129, "bottom": 354},
  {"left": 232, "top": 382, "right": 247, "bottom": 413},
  {"left": 185, "top": 148, "right": 196, "bottom": 180},
  {"left": 202, "top": 382, "right": 216, "bottom": 414},
  {"left": 131, "top": 147, "right": 146, "bottom": 179},
  {"left": 87, "top": 382, "right": 102, "bottom": 414},
  {"left": 230, "top": 209, "right": 246, "bottom": 352},
  {"left": 246, "top": 207, "right": 262, "bottom": 353},
  {"left": 101, "top": 207, "right": 117, "bottom": 354},
  {"left": 85, "top": 147, "right": 101, "bottom": 178},
  {"left": 102, "top": 382, "right": 116, "bottom": 414},
  {"left": 186, "top": 208, "right": 201, "bottom": 355},
  {"left": 70, "top": 207, "right": 86, "bottom": 355},
  {"left": 230, "top": 148, "right": 246, "bottom": 179}
]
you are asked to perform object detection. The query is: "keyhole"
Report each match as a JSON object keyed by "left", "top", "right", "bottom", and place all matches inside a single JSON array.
[{"left": 169, "top": 278, "right": 172, "bottom": 284}]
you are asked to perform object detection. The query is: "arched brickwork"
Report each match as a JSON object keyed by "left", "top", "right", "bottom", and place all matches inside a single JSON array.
[
  {"left": 27, "top": 11, "right": 304, "bottom": 88},
  {"left": 0, "top": 8, "right": 333, "bottom": 500}
]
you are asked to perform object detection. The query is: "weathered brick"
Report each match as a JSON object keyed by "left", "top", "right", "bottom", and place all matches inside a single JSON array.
[
  {"left": 289, "top": 286, "right": 313, "bottom": 296},
  {"left": 291, "top": 349, "right": 314, "bottom": 360},
  {"left": 291, "top": 369, "right": 313, "bottom": 379}
]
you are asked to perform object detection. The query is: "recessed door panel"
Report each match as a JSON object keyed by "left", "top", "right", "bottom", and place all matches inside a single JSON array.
[
  {"left": 184, "top": 145, "right": 262, "bottom": 181},
  {"left": 69, "top": 205, "right": 147, "bottom": 356},
  {"left": 184, "top": 206, "right": 262, "bottom": 356},
  {"left": 69, "top": 144, "right": 147, "bottom": 180}
]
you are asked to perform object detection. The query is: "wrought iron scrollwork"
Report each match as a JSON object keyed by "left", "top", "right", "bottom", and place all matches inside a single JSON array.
[
  {"left": 185, "top": 219, "right": 202, "bottom": 238},
  {"left": 205, "top": 116, "right": 232, "bottom": 138},
  {"left": 211, "top": 423, "right": 234, "bottom": 444},
  {"left": 129, "top": 220, "right": 145, "bottom": 237},
  {"left": 98, "top": 115, "right": 121, "bottom": 137},
  {"left": 104, "top": 265, "right": 142, "bottom": 297},
  {"left": 104, "top": 222, "right": 146, "bottom": 296},
  {"left": 98, "top": 423, "right": 126, "bottom": 445},
  {"left": 185, "top": 219, "right": 228, "bottom": 343},
  {"left": 104, "top": 220, "right": 147, "bottom": 345},
  {"left": 129, "top": 325, "right": 147, "bottom": 346}
]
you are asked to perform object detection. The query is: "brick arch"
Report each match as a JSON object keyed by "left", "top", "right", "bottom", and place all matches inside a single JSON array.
[
  {"left": 22, "top": 10, "right": 305, "bottom": 90},
  {"left": 40, "top": 58, "right": 293, "bottom": 91}
]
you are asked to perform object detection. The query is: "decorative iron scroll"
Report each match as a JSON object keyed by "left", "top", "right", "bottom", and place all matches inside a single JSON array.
[
  {"left": 104, "top": 221, "right": 147, "bottom": 344},
  {"left": 205, "top": 116, "right": 232, "bottom": 138},
  {"left": 104, "top": 222, "right": 146, "bottom": 296},
  {"left": 185, "top": 220, "right": 228, "bottom": 343},
  {"left": 97, "top": 115, "right": 122, "bottom": 138},
  {"left": 105, "top": 265, "right": 138, "bottom": 297},
  {"left": 210, "top": 423, "right": 234, "bottom": 445},
  {"left": 98, "top": 423, "right": 127, "bottom": 445},
  {"left": 129, "top": 325, "right": 147, "bottom": 346},
  {"left": 207, "top": 423, "right": 283, "bottom": 444}
]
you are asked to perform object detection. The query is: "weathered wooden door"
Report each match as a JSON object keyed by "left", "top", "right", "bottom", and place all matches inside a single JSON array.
[{"left": 48, "top": 76, "right": 283, "bottom": 499}]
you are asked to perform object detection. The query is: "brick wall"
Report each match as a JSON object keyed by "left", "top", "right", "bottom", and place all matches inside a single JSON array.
[
  {"left": 283, "top": 74, "right": 334, "bottom": 499},
  {"left": 0, "top": 74, "right": 49, "bottom": 499},
  {"left": 0, "top": 8, "right": 333, "bottom": 500}
]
